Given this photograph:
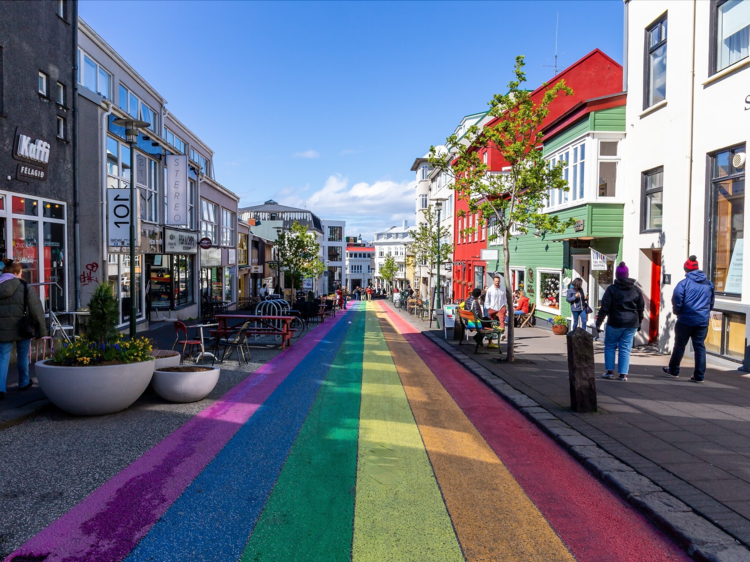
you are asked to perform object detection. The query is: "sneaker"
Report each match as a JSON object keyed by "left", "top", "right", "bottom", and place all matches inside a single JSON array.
[
  {"left": 662, "top": 367, "right": 679, "bottom": 378},
  {"left": 602, "top": 372, "right": 615, "bottom": 379},
  {"left": 17, "top": 382, "right": 33, "bottom": 391},
  {"left": 690, "top": 377, "right": 704, "bottom": 383},
  {"left": 617, "top": 374, "right": 628, "bottom": 382},
  {"left": 488, "top": 342, "right": 499, "bottom": 349}
]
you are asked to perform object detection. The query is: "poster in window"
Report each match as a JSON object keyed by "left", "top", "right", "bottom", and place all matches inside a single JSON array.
[
  {"left": 724, "top": 239, "right": 744, "bottom": 294},
  {"left": 166, "top": 155, "right": 188, "bottom": 226}
]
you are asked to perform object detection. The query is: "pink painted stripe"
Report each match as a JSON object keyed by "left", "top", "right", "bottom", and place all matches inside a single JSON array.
[
  {"left": 5, "top": 314, "right": 345, "bottom": 562},
  {"left": 378, "top": 303, "right": 689, "bottom": 562}
]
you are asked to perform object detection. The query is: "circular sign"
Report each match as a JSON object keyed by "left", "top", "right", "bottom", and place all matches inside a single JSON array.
[{"left": 199, "top": 237, "right": 212, "bottom": 250}]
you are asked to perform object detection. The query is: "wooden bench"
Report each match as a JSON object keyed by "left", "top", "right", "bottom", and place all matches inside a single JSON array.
[{"left": 458, "top": 309, "right": 504, "bottom": 354}]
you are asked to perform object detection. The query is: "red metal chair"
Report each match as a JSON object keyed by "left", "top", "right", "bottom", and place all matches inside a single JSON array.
[{"left": 172, "top": 321, "right": 201, "bottom": 363}]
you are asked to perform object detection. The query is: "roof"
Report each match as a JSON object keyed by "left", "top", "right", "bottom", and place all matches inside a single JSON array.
[
  {"left": 541, "top": 92, "right": 627, "bottom": 140},
  {"left": 239, "top": 200, "right": 312, "bottom": 214}
]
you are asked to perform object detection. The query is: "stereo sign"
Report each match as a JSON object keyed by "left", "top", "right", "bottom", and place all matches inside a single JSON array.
[
  {"left": 13, "top": 128, "right": 51, "bottom": 182},
  {"left": 166, "top": 155, "right": 188, "bottom": 226}
]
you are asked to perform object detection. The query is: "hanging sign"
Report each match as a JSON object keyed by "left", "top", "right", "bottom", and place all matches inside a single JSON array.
[
  {"left": 480, "top": 249, "right": 499, "bottom": 261},
  {"left": 164, "top": 228, "right": 198, "bottom": 254},
  {"left": 199, "top": 237, "right": 212, "bottom": 250},
  {"left": 166, "top": 155, "right": 188, "bottom": 226},
  {"left": 108, "top": 189, "right": 132, "bottom": 247},
  {"left": 591, "top": 249, "right": 609, "bottom": 271},
  {"left": 250, "top": 265, "right": 263, "bottom": 273}
]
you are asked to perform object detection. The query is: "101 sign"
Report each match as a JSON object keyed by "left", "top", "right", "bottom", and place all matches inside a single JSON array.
[{"left": 108, "top": 189, "right": 133, "bottom": 247}]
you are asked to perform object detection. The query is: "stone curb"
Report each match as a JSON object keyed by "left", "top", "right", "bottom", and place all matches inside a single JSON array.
[
  {"left": 0, "top": 398, "right": 51, "bottom": 431},
  {"left": 423, "top": 332, "right": 750, "bottom": 562}
]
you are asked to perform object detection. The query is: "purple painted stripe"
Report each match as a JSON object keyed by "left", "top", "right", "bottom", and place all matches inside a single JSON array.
[{"left": 5, "top": 314, "right": 345, "bottom": 562}]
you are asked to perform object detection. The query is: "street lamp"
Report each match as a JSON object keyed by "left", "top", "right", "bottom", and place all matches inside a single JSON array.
[
  {"left": 112, "top": 117, "right": 150, "bottom": 338},
  {"left": 433, "top": 199, "right": 447, "bottom": 330}
]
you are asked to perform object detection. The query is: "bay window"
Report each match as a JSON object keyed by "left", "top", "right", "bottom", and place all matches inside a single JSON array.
[{"left": 598, "top": 141, "right": 620, "bottom": 198}]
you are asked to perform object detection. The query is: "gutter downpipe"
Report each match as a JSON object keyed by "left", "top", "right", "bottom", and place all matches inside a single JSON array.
[
  {"left": 686, "top": 0, "right": 697, "bottom": 258},
  {"left": 623, "top": 0, "right": 629, "bottom": 92},
  {"left": 72, "top": 2, "right": 80, "bottom": 309}
]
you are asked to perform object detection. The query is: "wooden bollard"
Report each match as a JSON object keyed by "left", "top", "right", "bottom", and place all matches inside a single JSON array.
[{"left": 566, "top": 328, "right": 597, "bottom": 413}]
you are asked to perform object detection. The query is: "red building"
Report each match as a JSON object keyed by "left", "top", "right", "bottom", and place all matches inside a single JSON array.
[{"left": 452, "top": 49, "right": 623, "bottom": 301}]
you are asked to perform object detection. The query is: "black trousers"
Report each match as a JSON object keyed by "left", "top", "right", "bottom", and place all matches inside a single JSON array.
[{"left": 669, "top": 321, "right": 708, "bottom": 380}]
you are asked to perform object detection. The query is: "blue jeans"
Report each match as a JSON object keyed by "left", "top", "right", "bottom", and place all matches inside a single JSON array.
[
  {"left": 669, "top": 321, "right": 708, "bottom": 380},
  {"left": 572, "top": 310, "right": 587, "bottom": 330},
  {"left": 604, "top": 326, "right": 637, "bottom": 375},
  {"left": 0, "top": 339, "right": 32, "bottom": 392}
]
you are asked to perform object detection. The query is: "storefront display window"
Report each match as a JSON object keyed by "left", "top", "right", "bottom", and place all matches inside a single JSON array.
[
  {"left": 224, "top": 266, "right": 234, "bottom": 302},
  {"left": 538, "top": 270, "right": 561, "bottom": 311},
  {"left": 707, "top": 311, "right": 746, "bottom": 361},
  {"left": 108, "top": 254, "right": 143, "bottom": 325},
  {"left": 146, "top": 254, "right": 194, "bottom": 310},
  {"left": 12, "top": 219, "right": 39, "bottom": 284},
  {"left": 174, "top": 255, "right": 194, "bottom": 307},
  {"left": 474, "top": 266, "right": 485, "bottom": 290},
  {"left": 592, "top": 261, "right": 615, "bottom": 313},
  {"left": 43, "top": 223, "right": 65, "bottom": 311},
  {"left": 709, "top": 145, "right": 745, "bottom": 295}
]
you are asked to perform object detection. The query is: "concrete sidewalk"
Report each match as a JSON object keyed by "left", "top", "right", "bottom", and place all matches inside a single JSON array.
[{"left": 387, "top": 301, "right": 750, "bottom": 551}]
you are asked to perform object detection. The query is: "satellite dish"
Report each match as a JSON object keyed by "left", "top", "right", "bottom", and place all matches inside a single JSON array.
[{"left": 733, "top": 152, "right": 746, "bottom": 169}]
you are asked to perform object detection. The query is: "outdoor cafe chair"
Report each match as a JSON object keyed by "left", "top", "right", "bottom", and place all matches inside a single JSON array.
[
  {"left": 172, "top": 321, "right": 202, "bottom": 364},
  {"left": 215, "top": 320, "right": 252, "bottom": 365}
]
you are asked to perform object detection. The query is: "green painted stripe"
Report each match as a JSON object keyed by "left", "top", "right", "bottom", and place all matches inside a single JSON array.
[
  {"left": 352, "top": 302, "right": 464, "bottom": 562},
  {"left": 240, "top": 304, "right": 365, "bottom": 562}
]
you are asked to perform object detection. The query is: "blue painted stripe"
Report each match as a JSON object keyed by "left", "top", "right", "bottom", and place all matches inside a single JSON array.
[{"left": 124, "top": 307, "right": 355, "bottom": 562}]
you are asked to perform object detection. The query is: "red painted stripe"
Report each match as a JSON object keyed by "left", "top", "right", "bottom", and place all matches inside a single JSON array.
[{"left": 379, "top": 303, "right": 689, "bottom": 562}]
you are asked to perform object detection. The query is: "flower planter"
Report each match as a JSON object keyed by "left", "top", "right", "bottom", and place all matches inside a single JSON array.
[
  {"left": 152, "top": 365, "right": 220, "bottom": 403},
  {"left": 152, "top": 350, "right": 182, "bottom": 371},
  {"left": 35, "top": 359, "right": 155, "bottom": 416},
  {"left": 552, "top": 324, "right": 568, "bottom": 336}
]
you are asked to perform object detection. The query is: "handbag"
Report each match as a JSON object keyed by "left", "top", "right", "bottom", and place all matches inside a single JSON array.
[{"left": 18, "top": 281, "right": 38, "bottom": 339}]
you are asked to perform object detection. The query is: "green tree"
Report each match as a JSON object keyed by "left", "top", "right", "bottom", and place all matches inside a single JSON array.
[
  {"left": 87, "top": 283, "right": 119, "bottom": 344},
  {"left": 408, "top": 204, "right": 453, "bottom": 302},
  {"left": 276, "top": 221, "right": 326, "bottom": 301},
  {"left": 430, "top": 56, "right": 574, "bottom": 362},
  {"left": 379, "top": 255, "right": 398, "bottom": 293}
]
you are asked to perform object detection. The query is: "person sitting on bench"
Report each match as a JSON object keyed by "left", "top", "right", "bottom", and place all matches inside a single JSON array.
[{"left": 464, "top": 288, "right": 496, "bottom": 350}]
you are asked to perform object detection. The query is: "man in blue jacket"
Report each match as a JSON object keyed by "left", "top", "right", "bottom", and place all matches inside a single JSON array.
[{"left": 663, "top": 256, "right": 715, "bottom": 382}]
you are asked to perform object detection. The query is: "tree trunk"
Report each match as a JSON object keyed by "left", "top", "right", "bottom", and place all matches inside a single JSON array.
[{"left": 503, "top": 231, "right": 515, "bottom": 362}]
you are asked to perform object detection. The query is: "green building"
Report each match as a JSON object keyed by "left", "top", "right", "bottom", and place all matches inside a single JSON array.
[{"left": 485, "top": 93, "right": 627, "bottom": 327}]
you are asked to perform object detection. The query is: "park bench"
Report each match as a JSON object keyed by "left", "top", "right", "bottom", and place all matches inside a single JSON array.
[{"left": 458, "top": 309, "right": 503, "bottom": 355}]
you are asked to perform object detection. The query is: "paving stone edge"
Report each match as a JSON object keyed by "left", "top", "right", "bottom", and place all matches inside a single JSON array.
[
  {"left": 0, "top": 398, "right": 51, "bottom": 431},
  {"left": 424, "top": 332, "right": 750, "bottom": 562}
]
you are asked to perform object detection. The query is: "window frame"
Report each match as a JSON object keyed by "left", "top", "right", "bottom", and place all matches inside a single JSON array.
[
  {"left": 221, "top": 208, "right": 235, "bottom": 247},
  {"left": 536, "top": 268, "right": 563, "bottom": 314},
  {"left": 118, "top": 83, "right": 158, "bottom": 132},
  {"left": 57, "top": 0, "right": 66, "bottom": 19},
  {"left": 200, "top": 199, "right": 219, "bottom": 244},
  {"left": 56, "top": 82, "right": 65, "bottom": 106},
  {"left": 38, "top": 71, "right": 48, "bottom": 96},
  {"left": 56, "top": 116, "right": 66, "bottom": 140},
  {"left": 641, "top": 166, "right": 664, "bottom": 233},
  {"left": 136, "top": 154, "right": 158, "bottom": 223},
  {"left": 643, "top": 12, "right": 668, "bottom": 110},
  {"left": 78, "top": 49, "right": 112, "bottom": 99},
  {"left": 710, "top": 0, "right": 750, "bottom": 75}
]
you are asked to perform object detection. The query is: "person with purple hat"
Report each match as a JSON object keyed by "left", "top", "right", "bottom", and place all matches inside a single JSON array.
[
  {"left": 663, "top": 255, "right": 714, "bottom": 383},
  {"left": 595, "top": 261, "right": 645, "bottom": 382}
]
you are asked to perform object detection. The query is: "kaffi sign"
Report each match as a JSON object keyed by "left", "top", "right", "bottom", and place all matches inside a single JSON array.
[
  {"left": 13, "top": 128, "right": 51, "bottom": 182},
  {"left": 166, "top": 155, "right": 188, "bottom": 226},
  {"left": 164, "top": 228, "right": 198, "bottom": 254}
]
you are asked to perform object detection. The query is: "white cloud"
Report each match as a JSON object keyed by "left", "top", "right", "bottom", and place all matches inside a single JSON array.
[
  {"left": 339, "top": 148, "right": 360, "bottom": 156},
  {"left": 292, "top": 149, "right": 320, "bottom": 159},
  {"left": 274, "top": 174, "right": 416, "bottom": 240}
]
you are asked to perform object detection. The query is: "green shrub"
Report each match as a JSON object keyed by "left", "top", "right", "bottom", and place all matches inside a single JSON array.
[{"left": 87, "top": 283, "right": 119, "bottom": 344}]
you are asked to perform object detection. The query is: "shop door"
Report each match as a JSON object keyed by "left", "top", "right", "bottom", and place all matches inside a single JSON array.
[
  {"left": 572, "top": 257, "right": 590, "bottom": 295},
  {"left": 649, "top": 251, "right": 661, "bottom": 344}
]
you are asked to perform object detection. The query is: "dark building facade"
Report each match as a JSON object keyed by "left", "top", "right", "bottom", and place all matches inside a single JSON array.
[{"left": 0, "top": 0, "right": 77, "bottom": 312}]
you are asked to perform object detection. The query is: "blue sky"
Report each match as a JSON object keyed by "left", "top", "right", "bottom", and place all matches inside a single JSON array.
[{"left": 80, "top": 0, "right": 623, "bottom": 240}]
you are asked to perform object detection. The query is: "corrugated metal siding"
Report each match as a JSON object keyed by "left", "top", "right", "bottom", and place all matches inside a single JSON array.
[{"left": 591, "top": 106, "right": 626, "bottom": 131}]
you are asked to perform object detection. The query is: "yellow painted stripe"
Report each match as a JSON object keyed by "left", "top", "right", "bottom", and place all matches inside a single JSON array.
[
  {"left": 352, "top": 301, "right": 464, "bottom": 562},
  {"left": 375, "top": 303, "right": 575, "bottom": 562}
]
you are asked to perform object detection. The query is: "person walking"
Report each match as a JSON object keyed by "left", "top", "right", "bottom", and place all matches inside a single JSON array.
[
  {"left": 663, "top": 256, "right": 715, "bottom": 383},
  {"left": 0, "top": 260, "right": 47, "bottom": 400},
  {"left": 595, "top": 262, "right": 644, "bottom": 382},
  {"left": 366, "top": 286, "right": 372, "bottom": 301},
  {"left": 484, "top": 275, "right": 507, "bottom": 348},
  {"left": 566, "top": 278, "right": 589, "bottom": 330},
  {"left": 259, "top": 283, "right": 268, "bottom": 300}
]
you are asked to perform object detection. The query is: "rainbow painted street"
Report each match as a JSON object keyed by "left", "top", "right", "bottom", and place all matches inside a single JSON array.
[{"left": 5, "top": 302, "right": 689, "bottom": 562}]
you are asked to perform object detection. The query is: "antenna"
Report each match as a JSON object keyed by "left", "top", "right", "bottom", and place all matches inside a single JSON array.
[{"left": 542, "top": 12, "right": 560, "bottom": 75}]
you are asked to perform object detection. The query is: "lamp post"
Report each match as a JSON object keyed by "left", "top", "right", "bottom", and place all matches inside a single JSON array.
[
  {"left": 112, "top": 117, "right": 150, "bottom": 338},
  {"left": 434, "top": 199, "right": 443, "bottom": 329},
  {"left": 274, "top": 227, "right": 283, "bottom": 297}
]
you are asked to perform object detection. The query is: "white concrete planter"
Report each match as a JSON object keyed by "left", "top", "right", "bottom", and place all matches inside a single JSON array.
[
  {"left": 152, "top": 350, "right": 182, "bottom": 371},
  {"left": 152, "top": 366, "right": 220, "bottom": 403},
  {"left": 35, "top": 359, "right": 155, "bottom": 416}
]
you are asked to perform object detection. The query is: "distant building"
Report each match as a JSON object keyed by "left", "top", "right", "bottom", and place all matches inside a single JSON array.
[
  {"left": 345, "top": 236, "right": 374, "bottom": 291},
  {"left": 373, "top": 221, "right": 413, "bottom": 291}
]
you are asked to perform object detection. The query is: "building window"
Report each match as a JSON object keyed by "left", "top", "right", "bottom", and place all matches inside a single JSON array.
[
  {"left": 483, "top": 152, "right": 488, "bottom": 165},
  {"left": 642, "top": 167, "right": 663, "bottom": 232},
  {"left": 107, "top": 254, "right": 143, "bottom": 325},
  {"left": 56, "top": 116, "right": 66, "bottom": 140},
  {"left": 645, "top": 14, "right": 668, "bottom": 109},
  {"left": 57, "top": 0, "right": 65, "bottom": 18},
  {"left": 420, "top": 194, "right": 428, "bottom": 209},
  {"left": 328, "top": 226, "right": 342, "bottom": 242},
  {"left": 118, "top": 84, "right": 157, "bottom": 132},
  {"left": 538, "top": 270, "right": 562, "bottom": 312},
  {"left": 239, "top": 234, "right": 248, "bottom": 265},
  {"left": 56, "top": 82, "right": 65, "bottom": 105},
  {"left": 0, "top": 47, "right": 4, "bottom": 115},
  {"left": 328, "top": 246, "right": 342, "bottom": 262},
  {"left": 709, "top": 145, "right": 745, "bottom": 295},
  {"left": 421, "top": 166, "right": 430, "bottom": 180},
  {"left": 598, "top": 140, "right": 620, "bottom": 198},
  {"left": 38, "top": 72, "right": 48, "bottom": 96},
  {"left": 715, "top": 0, "right": 750, "bottom": 73},
  {"left": 200, "top": 200, "right": 218, "bottom": 244},
  {"left": 163, "top": 128, "right": 186, "bottom": 153},
  {"left": 78, "top": 49, "right": 111, "bottom": 99},
  {"left": 706, "top": 310, "right": 746, "bottom": 361},
  {"left": 106, "top": 136, "right": 131, "bottom": 189},
  {"left": 221, "top": 209, "right": 235, "bottom": 246},
  {"left": 135, "top": 154, "right": 158, "bottom": 222}
]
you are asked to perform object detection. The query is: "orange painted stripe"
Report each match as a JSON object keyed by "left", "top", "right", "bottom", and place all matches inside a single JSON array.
[{"left": 375, "top": 303, "right": 575, "bottom": 562}]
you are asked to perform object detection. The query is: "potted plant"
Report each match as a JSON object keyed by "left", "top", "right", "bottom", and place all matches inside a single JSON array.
[
  {"left": 152, "top": 349, "right": 182, "bottom": 371},
  {"left": 152, "top": 364, "right": 220, "bottom": 403},
  {"left": 35, "top": 283, "right": 155, "bottom": 416},
  {"left": 550, "top": 315, "right": 569, "bottom": 335}
]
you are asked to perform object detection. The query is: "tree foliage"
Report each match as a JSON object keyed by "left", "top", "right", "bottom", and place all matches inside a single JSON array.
[
  {"left": 429, "top": 55, "right": 575, "bottom": 361},
  {"left": 87, "top": 283, "right": 120, "bottom": 344},
  {"left": 408, "top": 204, "right": 453, "bottom": 295},
  {"left": 379, "top": 255, "right": 398, "bottom": 290},
  {"left": 276, "top": 221, "right": 326, "bottom": 298}
]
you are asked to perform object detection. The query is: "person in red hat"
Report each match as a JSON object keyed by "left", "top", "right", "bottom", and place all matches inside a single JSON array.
[{"left": 663, "top": 255, "right": 715, "bottom": 383}]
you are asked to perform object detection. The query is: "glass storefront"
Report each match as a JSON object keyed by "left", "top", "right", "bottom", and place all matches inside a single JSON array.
[
  {"left": 706, "top": 310, "right": 746, "bottom": 362},
  {"left": 200, "top": 266, "right": 234, "bottom": 305},
  {"left": 107, "top": 254, "right": 142, "bottom": 324},
  {"left": 146, "top": 254, "right": 194, "bottom": 310}
]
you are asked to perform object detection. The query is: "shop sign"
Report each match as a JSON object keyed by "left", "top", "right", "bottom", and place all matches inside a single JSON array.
[
  {"left": 724, "top": 239, "right": 744, "bottom": 293},
  {"left": 108, "top": 189, "right": 133, "bottom": 247},
  {"left": 228, "top": 249, "right": 236, "bottom": 265},
  {"left": 574, "top": 219, "right": 585, "bottom": 232},
  {"left": 591, "top": 249, "right": 609, "bottom": 271},
  {"left": 165, "top": 155, "right": 188, "bottom": 226},
  {"left": 250, "top": 265, "right": 263, "bottom": 273},
  {"left": 13, "top": 128, "right": 51, "bottom": 182},
  {"left": 164, "top": 228, "right": 198, "bottom": 254},
  {"left": 201, "top": 248, "right": 221, "bottom": 267},
  {"left": 480, "top": 249, "right": 499, "bottom": 261},
  {"left": 199, "top": 237, "right": 212, "bottom": 250}
]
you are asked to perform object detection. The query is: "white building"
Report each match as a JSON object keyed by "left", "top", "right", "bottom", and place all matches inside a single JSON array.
[
  {"left": 321, "top": 219, "right": 346, "bottom": 294},
  {"left": 345, "top": 236, "right": 375, "bottom": 292},
  {"left": 373, "top": 221, "right": 414, "bottom": 291},
  {"left": 621, "top": 0, "right": 749, "bottom": 368}
]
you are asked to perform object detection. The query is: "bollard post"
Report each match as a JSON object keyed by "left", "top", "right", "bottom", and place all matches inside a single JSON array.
[{"left": 566, "top": 328, "right": 597, "bottom": 413}]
